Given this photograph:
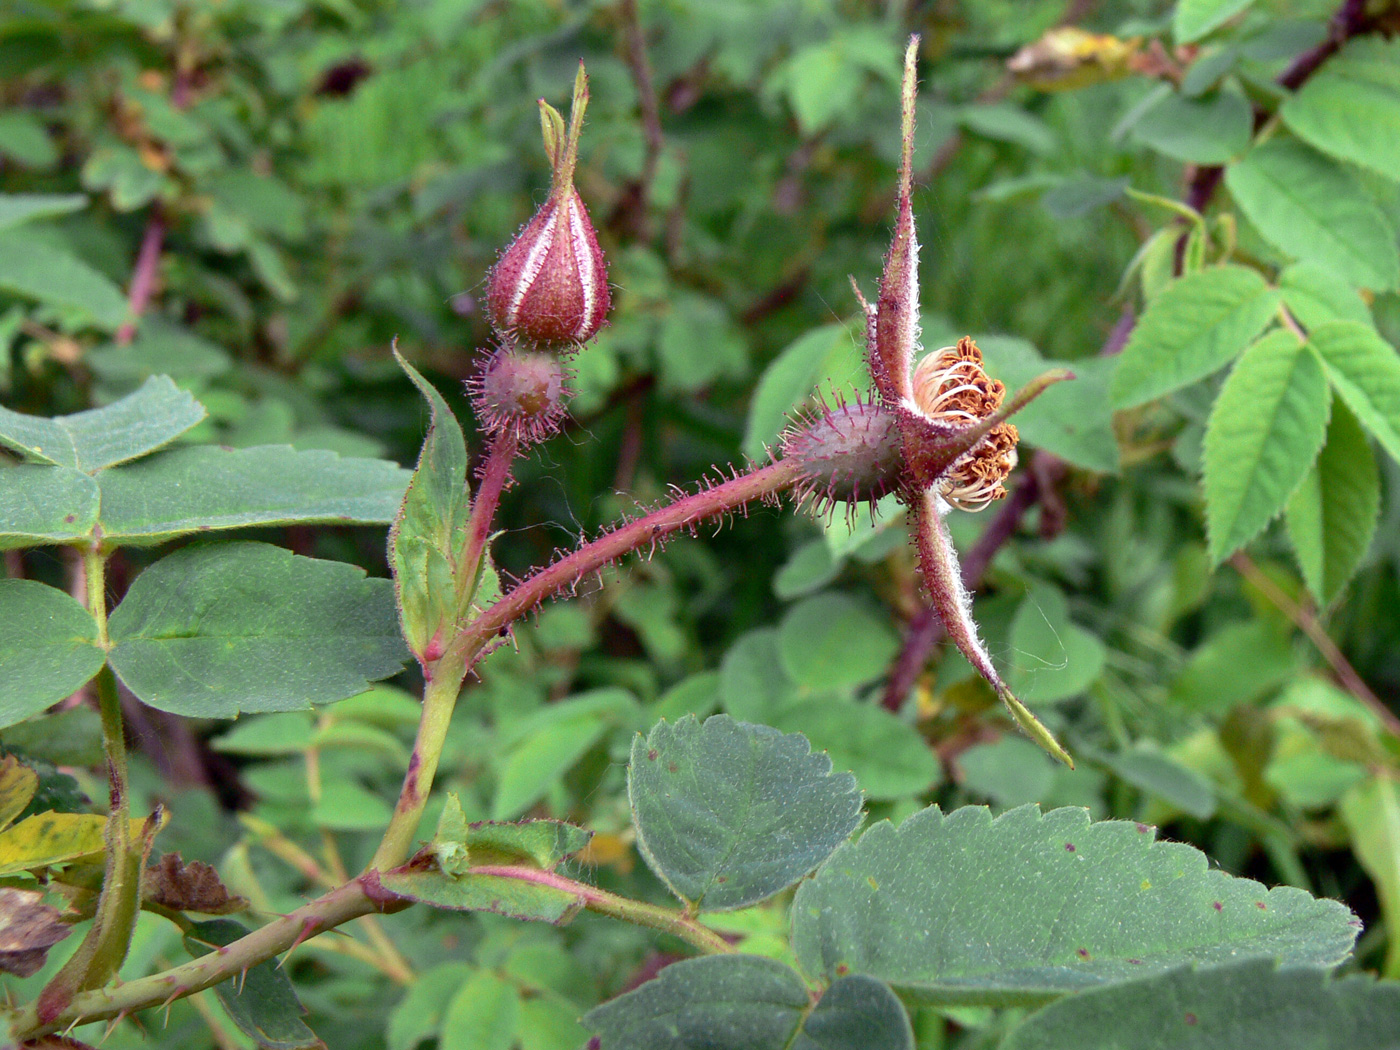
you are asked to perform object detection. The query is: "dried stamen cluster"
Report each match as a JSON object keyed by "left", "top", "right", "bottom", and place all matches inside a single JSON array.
[{"left": 911, "top": 338, "right": 1018, "bottom": 511}]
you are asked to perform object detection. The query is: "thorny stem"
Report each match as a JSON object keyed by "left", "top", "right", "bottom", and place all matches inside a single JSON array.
[
  {"left": 449, "top": 459, "right": 804, "bottom": 663},
  {"left": 466, "top": 865, "right": 734, "bottom": 956}
]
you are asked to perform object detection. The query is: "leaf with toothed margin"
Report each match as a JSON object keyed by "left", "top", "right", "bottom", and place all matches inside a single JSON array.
[
  {"left": 184, "top": 918, "right": 323, "bottom": 1050},
  {"left": 1001, "top": 958, "right": 1400, "bottom": 1050},
  {"left": 583, "top": 954, "right": 915, "bottom": 1050},
  {"left": 791, "top": 805, "right": 1359, "bottom": 1007},
  {"left": 629, "top": 715, "right": 863, "bottom": 912},
  {"left": 377, "top": 861, "right": 587, "bottom": 926}
]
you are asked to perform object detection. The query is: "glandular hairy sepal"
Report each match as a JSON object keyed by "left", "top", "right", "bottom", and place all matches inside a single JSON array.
[{"left": 471, "top": 343, "right": 570, "bottom": 445}]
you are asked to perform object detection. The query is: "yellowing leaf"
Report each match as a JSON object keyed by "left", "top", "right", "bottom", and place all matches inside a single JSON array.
[
  {"left": 0, "top": 812, "right": 152, "bottom": 877},
  {"left": 0, "top": 755, "right": 39, "bottom": 833}
]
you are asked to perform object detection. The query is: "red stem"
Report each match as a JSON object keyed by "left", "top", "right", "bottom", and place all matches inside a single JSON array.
[
  {"left": 116, "top": 212, "right": 165, "bottom": 345},
  {"left": 451, "top": 460, "right": 801, "bottom": 661},
  {"left": 458, "top": 431, "right": 519, "bottom": 605}
]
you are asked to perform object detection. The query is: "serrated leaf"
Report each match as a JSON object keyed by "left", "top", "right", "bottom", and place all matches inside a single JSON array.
[
  {"left": 107, "top": 542, "right": 408, "bottom": 718},
  {"left": 1202, "top": 331, "right": 1330, "bottom": 563},
  {"left": 1000, "top": 959, "right": 1400, "bottom": 1050},
  {"left": 94, "top": 444, "right": 411, "bottom": 545},
  {"left": 1111, "top": 266, "right": 1278, "bottom": 408},
  {"left": 777, "top": 593, "right": 897, "bottom": 691},
  {"left": 0, "top": 231, "right": 128, "bottom": 330},
  {"left": 1308, "top": 320, "right": 1400, "bottom": 464},
  {"left": 768, "top": 697, "right": 941, "bottom": 801},
  {"left": 1278, "top": 263, "right": 1371, "bottom": 329},
  {"left": 1174, "top": 0, "right": 1257, "bottom": 43},
  {"left": 584, "top": 955, "right": 914, "bottom": 1050},
  {"left": 0, "top": 466, "right": 100, "bottom": 549},
  {"left": 1281, "top": 38, "right": 1400, "bottom": 182},
  {"left": 389, "top": 350, "right": 473, "bottom": 657},
  {"left": 791, "top": 805, "right": 1359, "bottom": 1007},
  {"left": 629, "top": 715, "right": 862, "bottom": 911},
  {"left": 0, "top": 194, "right": 86, "bottom": 231},
  {"left": 431, "top": 795, "right": 591, "bottom": 876},
  {"left": 0, "top": 375, "right": 204, "bottom": 471},
  {"left": 184, "top": 918, "right": 323, "bottom": 1050},
  {"left": 1286, "top": 401, "right": 1379, "bottom": 606},
  {"left": 0, "top": 581, "right": 105, "bottom": 730},
  {"left": 1225, "top": 140, "right": 1399, "bottom": 291},
  {"left": 0, "top": 886, "right": 71, "bottom": 977},
  {"left": 1131, "top": 88, "right": 1251, "bottom": 164}
]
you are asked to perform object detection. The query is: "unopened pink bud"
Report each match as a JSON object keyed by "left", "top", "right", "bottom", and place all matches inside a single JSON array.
[{"left": 487, "top": 187, "right": 610, "bottom": 348}]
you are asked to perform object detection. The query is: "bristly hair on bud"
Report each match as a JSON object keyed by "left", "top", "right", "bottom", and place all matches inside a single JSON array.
[
  {"left": 470, "top": 342, "right": 570, "bottom": 445},
  {"left": 486, "top": 62, "right": 611, "bottom": 352},
  {"left": 780, "top": 393, "right": 904, "bottom": 521}
]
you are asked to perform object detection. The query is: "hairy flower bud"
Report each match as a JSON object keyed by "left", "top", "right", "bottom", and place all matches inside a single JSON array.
[
  {"left": 472, "top": 344, "right": 569, "bottom": 444},
  {"left": 486, "top": 63, "right": 609, "bottom": 350},
  {"left": 781, "top": 397, "right": 904, "bottom": 516}
]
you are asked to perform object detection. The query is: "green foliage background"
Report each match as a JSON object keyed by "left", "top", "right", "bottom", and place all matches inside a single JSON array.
[{"left": 2, "top": 0, "right": 1400, "bottom": 1047}]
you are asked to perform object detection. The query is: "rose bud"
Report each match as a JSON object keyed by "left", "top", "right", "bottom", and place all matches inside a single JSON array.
[{"left": 487, "top": 62, "right": 610, "bottom": 351}]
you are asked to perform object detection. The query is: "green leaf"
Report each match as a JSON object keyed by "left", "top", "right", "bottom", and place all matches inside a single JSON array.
[
  {"left": 87, "top": 319, "right": 233, "bottom": 386},
  {"left": 1224, "top": 140, "right": 1400, "bottom": 291},
  {"left": 183, "top": 918, "right": 322, "bottom": 1050},
  {"left": 1131, "top": 89, "right": 1251, "bottom": 164},
  {"left": 386, "top": 962, "right": 473, "bottom": 1050},
  {"left": 1202, "top": 330, "right": 1330, "bottom": 563},
  {"left": 1000, "top": 960, "right": 1400, "bottom": 1050},
  {"left": 1340, "top": 778, "right": 1400, "bottom": 978},
  {"left": 1168, "top": 618, "right": 1296, "bottom": 716},
  {"left": 1278, "top": 263, "right": 1372, "bottom": 329},
  {"left": 0, "top": 465, "right": 99, "bottom": 549},
  {"left": 1104, "top": 746, "right": 1217, "bottom": 820},
  {"left": 585, "top": 954, "right": 809, "bottom": 1050},
  {"left": 389, "top": 349, "right": 473, "bottom": 657},
  {"left": 958, "top": 737, "right": 1056, "bottom": 807},
  {"left": 1174, "top": 0, "right": 1257, "bottom": 43},
  {"left": 791, "top": 805, "right": 1358, "bottom": 1007},
  {"left": 629, "top": 715, "right": 862, "bottom": 911},
  {"left": 1111, "top": 266, "right": 1279, "bottom": 408},
  {"left": 1006, "top": 583, "right": 1107, "bottom": 703},
  {"left": 768, "top": 698, "right": 942, "bottom": 801},
  {"left": 107, "top": 542, "right": 408, "bottom": 718},
  {"left": 585, "top": 956, "right": 913, "bottom": 1050},
  {"left": 1285, "top": 401, "right": 1379, "bottom": 606},
  {"left": 0, "top": 375, "right": 204, "bottom": 471},
  {"left": 0, "top": 581, "right": 105, "bottom": 730},
  {"left": 777, "top": 593, "right": 898, "bottom": 691},
  {"left": 94, "top": 444, "right": 412, "bottom": 545},
  {"left": 1281, "top": 38, "right": 1400, "bottom": 182},
  {"left": 491, "top": 690, "right": 635, "bottom": 820},
  {"left": 439, "top": 969, "right": 520, "bottom": 1050},
  {"left": 1308, "top": 320, "right": 1400, "bottom": 464},
  {"left": 743, "top": 323, "right": 867, "bottom": 461},
  {"left": 0, "top": 194, "right": 87, "bottom": 231},
  {"left": 958, "top": 104, "right": 1056, "bottom": 155},
  {"left": 0, "top": 231, "right": 128, "bottom": 330}
]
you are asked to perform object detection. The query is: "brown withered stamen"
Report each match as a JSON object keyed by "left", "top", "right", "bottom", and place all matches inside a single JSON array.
[{"left": 910, "top": 337, "right": 1019, "bottom": 512}]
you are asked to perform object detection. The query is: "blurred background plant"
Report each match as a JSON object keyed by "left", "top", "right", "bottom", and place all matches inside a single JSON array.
[{"left": 2, "top": 1, "right": 1399, "bottom": 1047}]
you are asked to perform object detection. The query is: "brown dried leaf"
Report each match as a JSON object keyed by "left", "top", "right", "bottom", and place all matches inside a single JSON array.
[
  {"left": 142, "top": 852, "right": 247, "bottom": 915},
  {"left": 0, "top": 886, "right": 71, "bottom": 977}
]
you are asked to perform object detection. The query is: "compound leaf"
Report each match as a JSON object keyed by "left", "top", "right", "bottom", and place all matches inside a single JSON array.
[
  {"left": 1308, "top": 320, "right": 1400, "bottom": 464},
  {"left": 0, "top": 466, "right": 100, "bottom": 549},
  {"left": 1281, "top": 38, "right": 1400, "bottom": 182},
  {"left": 629, "top": 715, "right": 862, "bottom": 911},
  {"left": 791, "top": 805, "right": 1359, "bottom": 1007}
]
